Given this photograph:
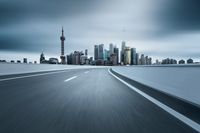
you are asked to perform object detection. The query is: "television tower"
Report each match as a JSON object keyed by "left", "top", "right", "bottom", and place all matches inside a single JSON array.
[{"left": 60, "top": 27, "right": 66, "bottom": 64}]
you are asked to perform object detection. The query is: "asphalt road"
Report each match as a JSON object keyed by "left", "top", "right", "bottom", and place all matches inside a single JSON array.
[{"left": 0, "top": 68, "right": 198, "bottom": 133}]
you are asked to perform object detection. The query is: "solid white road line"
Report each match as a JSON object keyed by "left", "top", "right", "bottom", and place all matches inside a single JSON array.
[
  {"left": 0, "top": 70, "right": 68, "bottom": 82},
  {"left": 108, "top": 69, "right": 200, "bottom": 132},
  {"left": 64, "top": 76, "right": 78, "bottom": 82},
  {"left": 84, "top": 71, "right": 89, "bottom": 74}
]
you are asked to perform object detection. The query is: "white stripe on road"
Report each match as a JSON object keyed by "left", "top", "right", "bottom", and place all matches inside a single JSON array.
[
  {"left": 108, "top": 69, "right": 200, "bottom": 132},
  {"left": 0, "top": 70, "right": 68, "bottom": 82},
  {"left": 64, "top": 76, "right": 78, "bottom": 82},
  {"left": 84, "top": 71, "right": 89, "bottom": 74}
]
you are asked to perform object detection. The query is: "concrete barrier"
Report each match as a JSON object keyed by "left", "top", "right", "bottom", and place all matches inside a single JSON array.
[{"left": 112, "top": 66, "right": 200, "bottom": 106}]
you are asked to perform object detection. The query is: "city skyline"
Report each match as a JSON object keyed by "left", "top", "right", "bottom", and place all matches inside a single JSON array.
[
  {"left": 0, "top": 44, "right": 198, "bottom": 64},
  {"left": 0, "top": 0, "right": 200, "bottom": 62}
]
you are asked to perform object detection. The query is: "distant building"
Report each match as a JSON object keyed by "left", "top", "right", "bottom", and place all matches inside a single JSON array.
[
  {"left": 104, "top": 49, "right": 110, "bottom": 61},
  {"left": 23, "top": 58, "right": 27, "bottom": 63},
  {"left": 162, "top": 58, "right": 177, "bottom": 64},
  {"left": 145, "top": 56, "right": 148, "bottom": 65},
  {"left": 110, "top": 53, "right": 118, "bottom": 65},
  {"left": 109, "top": 43, "right": 114, "bottom": 55},
  {"left": 131, "top": 48, "right": 136, "bottom": 65},
  {"left": 67, "top": 51, "right": 85, "bottom": 65},
  {"left": 147, "top": 57, "right": 152, "bottom": 65},
  {"left": 80, "top": 55, "right": 87, "bottom": 65},
  {"left": 94, "top": 45, "right": 99, "bottom": 61},
  {"left": 17, "top": 60, "right": 21, "bottom": 63},
  {"left": 67, "top": 53, "right": 73, "bottom": 64},
  {"left": 89, "top": 57, "right": 93, "bottom": 62},
  {"left": 187, "top": 58, "right": 193, "bottom": 64},
  {"left": 98, "top": 44, "right": 104, "bottom": 60},
  {"left": 40, "top": 52, "right": 45, "bottom": 63},
  {"left": 113, "top": 46, "right": 119, "bottom": 64},
  {"left": 124, "top": 47, "right": 131, "bottom": 65},
  {"left": 0, "top": 60, "right": 6, "bottom": 63},
  {"left": 40, "top": 52, "right": 49, "bottom": 64},
  {"left": 94, "top": 44, "right": 104, "bottom": 65},
  {"left": 179, "top": 59, "right": 185, "bottom": 64},
  {"left": 155, "top": 59, "right": 161, "bottom": 65},
  {"left": 140, "top": 54, "right": 145, "bottom": 65},
  {"left": 85, "top": 49, "right": 88, "bottom": 58},
  {"left": 138, "top": 58, "right": 141, "bottom": 65},
  {"left": 49, "top": 58, "right": 58, "bottom": 64},
  {"left": 170, "top": 59, "right": 177, "bottom": 64},
  {"left": 89, "top": 57, "right": 94, "bottom": 65},
  {"left": 72, "top": 51, "right": 84, "bottom": 65},
  {"left": 85, "top": 59, "right": 90, "bottom": 65},
  {"left": 136, "top": 53, "right": 139, "bottom": 65},
  {"left": 120, "top": 41, "right": 126, "bottom": 64}
]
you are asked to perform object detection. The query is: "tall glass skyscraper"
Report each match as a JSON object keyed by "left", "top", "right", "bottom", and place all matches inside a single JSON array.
[
  {"left": 131, "top": 48, "right": 136, "bottom": 65},
  {"left": 94, "top": 44, "right": 104, "bottom": 60},
  {"left": 98, "top": 44, "right": 104, "bottom": 60},
  {"left": 94, "top": 45, "right": 99, "bottom": 61}
]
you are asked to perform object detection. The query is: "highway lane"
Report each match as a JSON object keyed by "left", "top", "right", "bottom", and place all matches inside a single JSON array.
[{"left": 0, "top": 68, "right": 198, "bottom": 133}]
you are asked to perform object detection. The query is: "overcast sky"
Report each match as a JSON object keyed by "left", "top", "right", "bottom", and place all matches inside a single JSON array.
[{"left": 0, "top": 0, "right": 200, "bottom": 62}]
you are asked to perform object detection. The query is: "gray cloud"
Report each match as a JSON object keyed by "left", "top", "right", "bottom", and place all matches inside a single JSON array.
[
  {"left": 0, "top": 0, "right": 200, "bottom": 61},
  {"left": 155, "top": 0, "right": 200, "bottom": 32},
  {"left": 0, "top": 0, "right": 101, "bottom": 25}
]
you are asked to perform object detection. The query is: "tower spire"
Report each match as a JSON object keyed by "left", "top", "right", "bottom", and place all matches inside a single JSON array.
[{"left": 62, "top": 26, "right": 64, "bottom": 36}]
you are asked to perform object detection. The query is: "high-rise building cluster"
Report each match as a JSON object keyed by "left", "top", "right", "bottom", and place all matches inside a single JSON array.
[
  {"left": 93, "top": 41, "right": 152, "bottom": 66},
  {"left": 94, "top": 43, "right": 119, "bottom": 65},
  {"left": 67, "top": 49, "right": 93, "bottom": 65},
  {"left": 120, "top": 41, "right": 152, "bottom": 65}
]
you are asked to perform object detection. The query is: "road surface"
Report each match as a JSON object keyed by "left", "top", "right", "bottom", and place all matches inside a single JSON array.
[{"left": 0, "top": 68, "right": 198, "bottom": 133}]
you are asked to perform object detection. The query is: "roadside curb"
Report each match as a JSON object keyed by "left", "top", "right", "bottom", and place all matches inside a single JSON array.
[{"left": 109, "top": 68, "right": 200, "bottom": 125}]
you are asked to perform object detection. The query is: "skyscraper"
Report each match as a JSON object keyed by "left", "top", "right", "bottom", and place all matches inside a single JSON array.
[
  {"left": 94, "top": 45, "right": 98, "bottom": 61},
  {"left": 60, "top": 27, "right": 66, "bottom": 64},
  {"left": 114, "top": 46, "right": 119, "bottom": 64},
  {"left": 141, "top": 54, "right": 145, "bottom": 65},
  {"left": 94, "top": 44, "right": 104, "bottom": 65},
  {"left": 124, "top": 47, "right": 131, "bottom": 65},
  {"left": 148, "top": 57, "right": 152, "bottom": 65},
  {"left": 85, "top": 49, "right": 88, "bottom": 57},
  {"left": 145, "top": 56, "right": 148, "bottom": 65},
  {"left": 110, "top": 53, "right": 118, "bottom": 65},
  {"left": 72, "top": 51, "right": 83, "bottom": 65},
  {"left": 131, "top": 48, "right": 136, "bottom": 65},
  {"left": 98, "top": 44, "right": 104, "bottom": 60},
  {"left": 121, "top": 41, "right": 126, "bottom": 51},
  {"left": 136, "top": 53, "right": 139, "bottom": 65},
  {"left": 67, "top": 53, "right": 73, "bottom": 64},
  {"left": 120, "top": 41, "right": 126, "bottom": 64},
  {"left": 104, "top": 49, "right": 109, "bottom": 61},
  {"left": 109, "top": 43, "right": 114, "bottom": 55}
]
